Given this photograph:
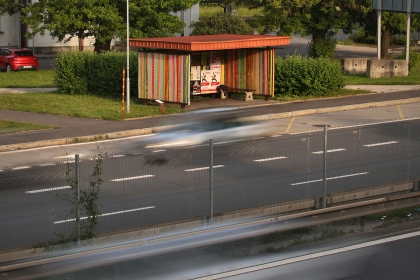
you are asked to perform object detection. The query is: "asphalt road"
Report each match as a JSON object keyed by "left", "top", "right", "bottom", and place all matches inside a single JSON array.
[{"left": 1, "top": 119, "right": 420, "bottom": 250}]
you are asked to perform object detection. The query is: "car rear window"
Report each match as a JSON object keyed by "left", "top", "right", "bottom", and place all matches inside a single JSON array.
[{"left": 14, "top": 51, "right": 34, "bottom": 56}]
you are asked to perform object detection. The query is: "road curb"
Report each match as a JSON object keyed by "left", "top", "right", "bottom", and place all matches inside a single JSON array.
[
  {"left": 0, "top": 128, "right": 152, "bottom": 152},
  {"left": 1, "top": 98, "right": 420, "bottom": 152}
]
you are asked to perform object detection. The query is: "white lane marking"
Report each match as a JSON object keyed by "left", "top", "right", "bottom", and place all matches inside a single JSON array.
[
  {"left": 254, "top": 156, "right": 287, "bottom": 162},
  {"left": 111, "top": 175, "right": 155, "bottom": 182},
  {"left": 38, "top": 163, "right": 56, "bottom": 166},
  {"left": 54, "top": 206, "right": 155, "bottom": 224},
  {"left": 12, "top": 166, "right": 30, "bottom": 170},
  {"left": 195, "top": 230, "right": 420, "bottom": 280},
  {"left": 364, "top": 141, "right": 398, "bottom": 147},
  {"left": 26, "top": 186, "right": 71, "bottom": 194},
  {"left": 291, "top": 172, "right": 368, "bottom": 186},
  {"left": 185, "top": 165, "right": 225, "bottom": 172},
  {"left": 110, "top": 155, "right": 125, "bottom": 158},
  {"left": 53, "top": 154, "right": 81, "bottom": 159},
  {"left": 153, "top": 150, "right": 167, "bottom": 153},
  {"left": 312, "top": 148, "right": 346, "bottom": 154},
  {"left": 289, "top": 117, "right": 420, "bottom": 135}
]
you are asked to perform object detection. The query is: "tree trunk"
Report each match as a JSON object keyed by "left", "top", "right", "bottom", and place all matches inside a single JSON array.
[
  {"left": 380, "top": 25, "right": 391, "bottom": 59},
  {"left": 94, "top": 40, "right": 112, "bottom": 54}
]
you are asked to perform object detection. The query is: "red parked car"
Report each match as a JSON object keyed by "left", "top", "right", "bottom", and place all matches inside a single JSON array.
[{"left": 0, "top": 48, "right": 39, "bottom": 72}]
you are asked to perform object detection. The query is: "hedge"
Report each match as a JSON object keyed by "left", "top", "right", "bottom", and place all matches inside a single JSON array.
[
  {"left": 54, "top": 51, "right": 138, "bottom": 97},
  {"left": 274, "top": 55, "right": 345, "bottom": 97}
]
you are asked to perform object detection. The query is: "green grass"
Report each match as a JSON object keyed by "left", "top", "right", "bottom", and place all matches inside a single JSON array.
[
  {"left": 345, "top": 64, "right": 420, "bottom": 85},
  {"left": 0, "top": 120, "right": 57, "bottom": 134},
  {"left": 272, "top": 88, "right": 372, "bottom": 102},
  {"left": 0, "top": 70, "right": 55, "bottom": 88},
  {"left": 0, "top": 93, "right": 184, "bottom": 121}
]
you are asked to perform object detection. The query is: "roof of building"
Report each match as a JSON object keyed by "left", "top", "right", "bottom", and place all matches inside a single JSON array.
[{"left": 129, "top": 34, "right": 290, "bottom": 51}]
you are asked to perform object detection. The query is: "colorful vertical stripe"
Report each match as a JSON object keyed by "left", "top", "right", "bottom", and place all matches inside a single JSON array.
[
  {"left": 223, "top": 49, "right": 275, "bottom": 96},
  {"left": 138, "top": 52, "right": 190, "bottom": 105}
]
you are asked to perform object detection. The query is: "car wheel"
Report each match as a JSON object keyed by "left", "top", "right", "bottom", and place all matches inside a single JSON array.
[{"left": 6, "top": 64, "right": 13, "bottom": 72}]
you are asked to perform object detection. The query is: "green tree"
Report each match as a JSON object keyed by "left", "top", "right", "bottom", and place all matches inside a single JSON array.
[
  {"left": 190, "top": 12, "right": 254, "bottom": 35},
  {"left": 238, "top": 0, "right": 371, "bottom": 58},
  {"left": 1, "top": 0, "right": 200, "bottom": 53},
  {"left": 358, "top": 9, "right": 420, "bottom": 59}
]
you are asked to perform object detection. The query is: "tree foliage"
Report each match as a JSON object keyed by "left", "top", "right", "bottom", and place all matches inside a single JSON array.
[
  {"left": 237, "top": 0, "right": 371, "bottom": 58},
  {"left": 190, "top": 12, "right": 254, "bottom": 35},
  {"left": 357, "top": 10, "right": 420, "bottom": 59},
  {"left": 1, "top": 0, "right": 200, "bottom": 53}
]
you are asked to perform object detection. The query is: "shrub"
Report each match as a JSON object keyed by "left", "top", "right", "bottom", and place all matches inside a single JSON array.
[
  {"left": 307, "top": 37, "right": 337, "bottom": 59},
  {"left": 349, "top": 27, "right": 377, "bottom": 45},
  {"left": 399, "top": 48, "right": 420, "bottom": 71},
  {"left": 275, "top": 55, "right": 345, "bottom": 97},
  {"left": 54, "top": 51, "right": 138, "bottom": 97}
]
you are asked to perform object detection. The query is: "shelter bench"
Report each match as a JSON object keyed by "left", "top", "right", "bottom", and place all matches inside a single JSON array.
[
  {"left": 218, "top": 85, "right": 270, "bottom": 101},
  {"left": 218, "top": 85, "right": 255, "bottom": 101}
]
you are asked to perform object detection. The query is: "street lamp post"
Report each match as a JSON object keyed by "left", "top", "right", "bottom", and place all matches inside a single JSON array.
[{"left": 126, "top": 0, "right": 130, "bottom": 113}]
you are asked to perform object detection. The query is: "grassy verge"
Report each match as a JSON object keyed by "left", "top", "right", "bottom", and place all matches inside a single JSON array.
[
  {"left": 0, "top": 70, "right": 55, "bottom": 88},
  {"left": 345, "top": 63, "right": 420, "bottom": 85},
  {"left": 0, "top": 93, "right": 184, "bottom": 121},
  {"left": 271, "top": 88, "right": 372, "bottom": 102},
  {"left": 0, "top": 120, "right": 57, "bottom": 134}
]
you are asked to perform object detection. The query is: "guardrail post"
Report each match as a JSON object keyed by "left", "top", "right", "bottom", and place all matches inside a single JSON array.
[
  {"left": 209, "top": 139, "right": 214, "bottom": 225},
  {"left": 360, "top": 216, "right": 365, "bottom": 232},
  {"left": 413, "top": 181, "right": 420, "bottom": 192}
]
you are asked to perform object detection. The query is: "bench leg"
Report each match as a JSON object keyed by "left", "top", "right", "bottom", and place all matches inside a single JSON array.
[
  {"left": 245, "top": 91, "right": 253, "bottom": 101},
  {"left": 220, "top": 89, "right": 228, "bottom": 99}
]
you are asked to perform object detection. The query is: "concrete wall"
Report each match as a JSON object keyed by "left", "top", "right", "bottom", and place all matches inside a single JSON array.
[
  {"left": 367, "top": 59, "right": 408, "bottom": 78},
  {"left": 0, "top": 13, "right": 20, "bottom": 47},
  {"left": 341, "top": 58, "right": 370, "bottom": 75}
]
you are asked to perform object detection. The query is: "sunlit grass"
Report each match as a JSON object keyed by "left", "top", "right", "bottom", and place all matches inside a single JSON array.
[
  {"left": 0, "top": 92, "right": 184, "bottom": 121},
  {"left": 0, "top": 70, "right": 55, "bottom": 88},
  {"left": 344, "top": 63, "right": 420, "bottom": 85},
  {"left": 0, "top": 119, "right": 57, "bottom": 134},
  {"left": 271, "top": 88, "right": 372, "bottom": 102}
]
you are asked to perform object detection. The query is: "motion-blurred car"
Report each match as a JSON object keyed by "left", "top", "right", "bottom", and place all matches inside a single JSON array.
[
  {"left": 0, "top": 48, "right": 39, "bottom": 72},
  {"left": 146, "top": 117, "right": 273, "bottom": 149}
]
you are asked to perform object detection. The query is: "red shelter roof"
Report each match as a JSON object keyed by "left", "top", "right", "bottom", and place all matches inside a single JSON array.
[{"left": 129, "top": 34, "right": 290, "bottom": 51}]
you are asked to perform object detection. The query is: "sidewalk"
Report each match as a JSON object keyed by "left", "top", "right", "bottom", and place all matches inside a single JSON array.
[{"left": 1, "top": 85, "right": 420, "bottom": 152}]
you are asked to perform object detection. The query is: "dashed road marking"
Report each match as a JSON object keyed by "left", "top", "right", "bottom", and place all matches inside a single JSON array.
[
  {"left": 26, "top": 186, "right": 71, "bottom": 194},
  {"left": 111, "top": 175, "right": 155, "bottom": 182},
  {"left": 54, "top": 206, "right": 155, "bottom": 224},
  {"left": 185, "top": 165, "right": 225, "bottom": 172},
  {"left": 364, "top": 141, "right": 398, "bottom": 147},
  {"left": 291, "top": 172, "right": 369, "bottom": 186}
]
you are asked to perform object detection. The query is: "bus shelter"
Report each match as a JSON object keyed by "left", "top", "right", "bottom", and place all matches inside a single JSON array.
[{"left": 129, "top": 34, "right": 290, "bottom": 107}]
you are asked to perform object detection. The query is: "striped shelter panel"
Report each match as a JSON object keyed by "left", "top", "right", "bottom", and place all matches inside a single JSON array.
[
  {"left": 223, "top": 49, "right": 275, "bottom": 96},
  {"left": 138, "top": 52, "right": 190, "bottom": 104}
]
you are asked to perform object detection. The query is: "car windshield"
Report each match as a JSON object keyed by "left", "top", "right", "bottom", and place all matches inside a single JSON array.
[{"left": 14, "top": 51, "right": 33, "bottom": 56}]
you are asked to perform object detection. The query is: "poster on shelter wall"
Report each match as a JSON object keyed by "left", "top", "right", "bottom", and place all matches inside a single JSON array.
[
  {"left": 196, "top": 51, "right": 222, "bottom": 94},
  {"left": 200, "top": 70, "right": 221, "bottom": 94}
]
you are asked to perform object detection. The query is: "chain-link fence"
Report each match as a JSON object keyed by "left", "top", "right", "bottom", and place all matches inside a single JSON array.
[{"left": 1, "top": 120, "right": 419, "bottom": 258}]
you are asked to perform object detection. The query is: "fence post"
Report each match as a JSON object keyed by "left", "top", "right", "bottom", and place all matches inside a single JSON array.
[
  {"left": 323, "top": 125, "right": 327, "bottom": 209},
  {"left": 209, "top": 139, "right": 214, "bottom": 225},
  {"left": 75, "top": 154, "right": 80, "bottom": 245}
]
